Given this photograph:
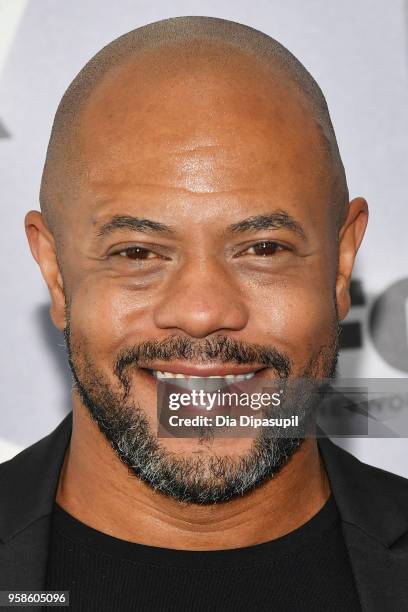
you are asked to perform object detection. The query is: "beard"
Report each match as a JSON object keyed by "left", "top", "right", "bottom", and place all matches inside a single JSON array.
[{"left": 64, "top": 311, "right": 339, "bottom": 505}]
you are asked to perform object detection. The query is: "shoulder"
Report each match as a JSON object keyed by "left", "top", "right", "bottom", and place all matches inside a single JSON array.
[
  {"left": 0, "top": 413, "right": 71, "bottom": 478},
  {"left": 319, "top": 436, "right": 408, "bottom": 545},
  {"left": 320, "top": 436, "right": 408, "bottom": 492},
  {"left": 0, "top": 414, "right": 72, "bottom": 543}
]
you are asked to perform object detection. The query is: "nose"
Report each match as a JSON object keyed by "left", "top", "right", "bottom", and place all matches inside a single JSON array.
[{"left": 153, "top": 257, "right": 249, "bottom": 338}]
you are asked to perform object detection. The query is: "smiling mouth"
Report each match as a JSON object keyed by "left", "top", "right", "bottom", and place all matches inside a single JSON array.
[{"left": 150, "top": 370, "right": 257, "bottom": 381}]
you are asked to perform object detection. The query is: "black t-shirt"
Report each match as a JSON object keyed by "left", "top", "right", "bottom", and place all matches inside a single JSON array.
[{"left": 44, "top": 495, "right": 361, "bottom": 612}]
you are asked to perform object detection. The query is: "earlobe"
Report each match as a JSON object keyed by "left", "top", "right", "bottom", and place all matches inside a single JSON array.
[{"left": 24, "top": 210, "right": 66, "bottom": 331}]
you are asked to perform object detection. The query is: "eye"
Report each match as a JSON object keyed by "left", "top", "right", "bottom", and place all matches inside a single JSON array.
[
  {"left": 113, "top": 246, "right": 160, "bottom": 260},
  {"left": 240, "top": 241, "right": 289, "bottom": 257}
]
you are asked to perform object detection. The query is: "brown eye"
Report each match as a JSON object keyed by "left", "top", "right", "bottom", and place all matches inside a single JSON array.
[
  {"left": 247, "top": 241, "right": 284, "bottom": 256},
  {"left": 117, "top": 247, "right": 156, "bottom": 260}
]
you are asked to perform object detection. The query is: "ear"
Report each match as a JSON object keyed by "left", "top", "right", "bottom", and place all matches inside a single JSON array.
[
  {"left": 336, "top": 197, "right": 369, "bottom": 321},
  {"left": 25, "top": 210, "right": 66, "bottom": 331}
]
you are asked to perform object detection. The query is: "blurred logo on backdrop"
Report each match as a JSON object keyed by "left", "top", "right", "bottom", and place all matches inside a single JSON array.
[{"left": 340, "top": 278, "right": 408, "bottom": 373}]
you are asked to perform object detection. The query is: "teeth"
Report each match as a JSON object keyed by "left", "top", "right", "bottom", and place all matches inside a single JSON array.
[{"left": 151, "top": 370, "right": 256, "bottom": 381}]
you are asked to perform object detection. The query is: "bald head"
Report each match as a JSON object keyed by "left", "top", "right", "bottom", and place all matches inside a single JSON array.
[{"left": 40, "top": 16, "right": 348, "bottom": 240}]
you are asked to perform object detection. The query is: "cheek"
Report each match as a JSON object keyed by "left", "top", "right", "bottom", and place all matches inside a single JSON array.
[
  {"left": 69, "top": 279, "right": 154, "bottom": 354},
  {"left": 252, "top": 281, "right": 335, "bottom": 354}
]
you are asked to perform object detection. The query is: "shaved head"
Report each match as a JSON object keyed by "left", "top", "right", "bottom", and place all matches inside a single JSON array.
[{"left": 40, "top": 16, "right": 348, "bottom": 242}]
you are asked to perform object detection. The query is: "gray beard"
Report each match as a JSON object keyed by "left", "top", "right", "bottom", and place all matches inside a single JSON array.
[{"left": 64, "top": 324, "right": 339, "bottom": 505}]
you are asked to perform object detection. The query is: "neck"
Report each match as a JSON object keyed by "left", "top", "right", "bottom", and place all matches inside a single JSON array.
[{"left": 56, "top": 399, "right": 330, "bottom": 551}]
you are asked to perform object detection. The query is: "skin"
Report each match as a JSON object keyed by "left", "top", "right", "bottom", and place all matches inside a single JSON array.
[{"left": 25, "top": 44, "right": 368, "bottom": 550}]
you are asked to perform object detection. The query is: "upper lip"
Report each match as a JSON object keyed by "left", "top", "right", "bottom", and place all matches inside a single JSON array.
[{"left": 142, "top": 363, "right": 266, "bottom": 377}]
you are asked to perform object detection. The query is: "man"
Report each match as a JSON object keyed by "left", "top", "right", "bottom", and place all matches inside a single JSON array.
[{"left": 1, "top": 15, "right": 407, "bottom": 611}]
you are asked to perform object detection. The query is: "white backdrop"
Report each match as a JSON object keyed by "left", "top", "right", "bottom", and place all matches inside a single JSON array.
[{"left": 1, "top": 0, "right": 407, "bottom": 475}]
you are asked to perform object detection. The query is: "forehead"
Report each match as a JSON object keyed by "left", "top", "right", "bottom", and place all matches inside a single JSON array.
[{"left": 70, "top": 44, "right": 333, "bottom": 222}]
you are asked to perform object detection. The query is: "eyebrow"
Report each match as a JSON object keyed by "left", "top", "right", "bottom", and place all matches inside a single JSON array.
[
  {"left": 227, "top": 211, "right": 307, "bottom": 242},
  {"left": 95, "top": 215, "right": 176, "bottom": 237},
  {"left": 94, "top": 210, "right": 307, "bottom": 242}
]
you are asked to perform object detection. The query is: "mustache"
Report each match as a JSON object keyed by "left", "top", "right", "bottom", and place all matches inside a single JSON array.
[{"left": 113, "top": 335, "right": 292, "bottom": 379}]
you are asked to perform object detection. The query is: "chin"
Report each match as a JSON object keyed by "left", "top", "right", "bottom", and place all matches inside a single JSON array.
[{"left": 157, "top": 435, "right": 257, "bottom": 457}]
